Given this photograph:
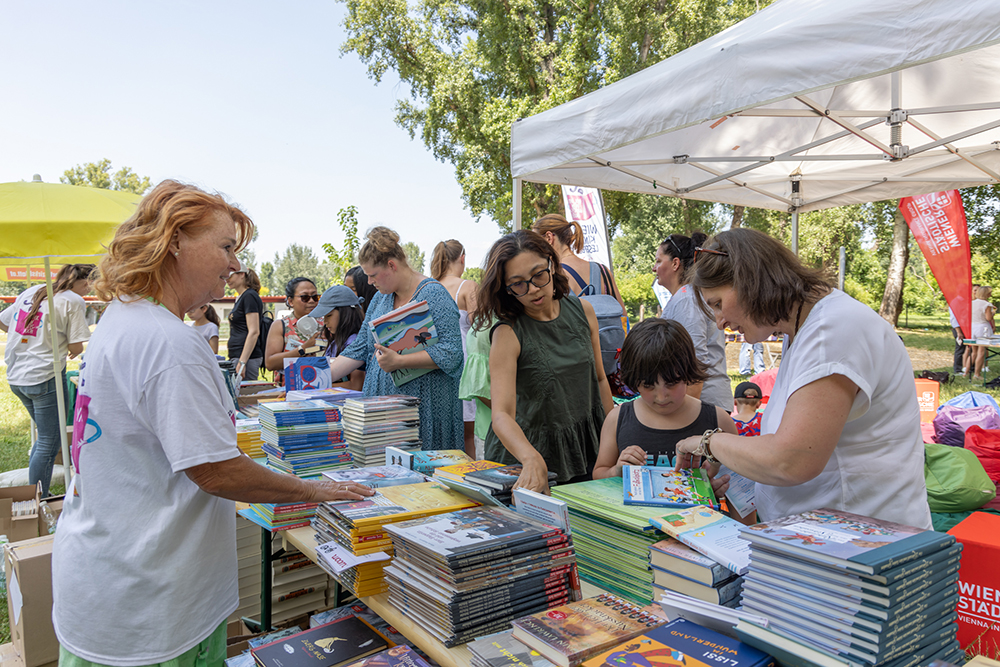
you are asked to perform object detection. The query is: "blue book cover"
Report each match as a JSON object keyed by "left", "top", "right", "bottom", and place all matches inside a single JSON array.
[
  {"left": 739, "top": 508, "right": 954, "bottom": 575},
  {"left": 623, "top": 466, "right": 717, "bottom": 509},
  {"left": 369, "top": 300, "right": 438, "bottom": 386},
  {"left": 283, "top": 356, "right": 332, "bottom": 391}
]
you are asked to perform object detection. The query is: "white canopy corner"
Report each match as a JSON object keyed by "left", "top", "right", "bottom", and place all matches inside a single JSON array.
[{"left": 510, "top": 0, "right": 1000, "bottom": 227}]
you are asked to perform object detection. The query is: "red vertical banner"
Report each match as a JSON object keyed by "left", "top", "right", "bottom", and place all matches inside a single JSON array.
[{"left": 898, "top": 190, "right": 973, "bottom": 338}]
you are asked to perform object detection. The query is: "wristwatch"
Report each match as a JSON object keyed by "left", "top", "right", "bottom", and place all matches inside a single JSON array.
[
  {"left": 693, "top": 428, "right": 722, "bottom": 464},
  {"left": 297, "top": 347, "right": 306, "bottom": 357}
]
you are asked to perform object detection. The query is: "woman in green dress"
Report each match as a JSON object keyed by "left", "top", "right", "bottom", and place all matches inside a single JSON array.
[{"left": 472, "top": 230, "right": 614, "bottom": 493}]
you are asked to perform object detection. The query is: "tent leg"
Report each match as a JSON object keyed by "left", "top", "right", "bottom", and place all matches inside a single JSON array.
[
  {"left": 513, "top": 178, "right": 523, "bottom": 231},
  {"left": 791, "top": 210, "right": 799, "bottom": 255},
  {"left": 44, "top": 258, "right": 72, "bottom": 490}
]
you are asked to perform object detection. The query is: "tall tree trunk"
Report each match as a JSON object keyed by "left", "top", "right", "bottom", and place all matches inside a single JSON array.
[
  {"left": 731, "top": 206, "right": 744, "bottom": 228},
  {"left": 879, "top": 208, "right": 909, "bottom": 326}
]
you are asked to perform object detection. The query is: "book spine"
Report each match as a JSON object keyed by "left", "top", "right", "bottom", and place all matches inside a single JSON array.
[
  {"left": 872, "top": 545, "right": 962, "bottom": 585},
  {"left": 863, "top": 533, "right": 956, "bottom": 574},
  {"left": 443, "top": 531, "right": 568, "bottom": 566},
  {"left": 449, "top": 590, "right": 571, "bottom": 633}
]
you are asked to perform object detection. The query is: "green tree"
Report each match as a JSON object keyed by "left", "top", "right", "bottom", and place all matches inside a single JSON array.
[
  {"left": 272, "top": 244, "right": 324, "bottom": 296},
  {"left": 323, "top": 206, "right": 362, "bottom": 278},
  {"left": 462, "top": 267, "right": 484, "bottom": 283},
  {"left": 402, "top": 242, "right": 425, "bottom": 273},
  {"left": 340, "top": 0, "right": 772, "bottom": 230},
  {"left": 61, "top": 158, "right": 152, "bottom": 195},
  {"left": 259, "top": 262, "right": 276, "bottom": 296}
]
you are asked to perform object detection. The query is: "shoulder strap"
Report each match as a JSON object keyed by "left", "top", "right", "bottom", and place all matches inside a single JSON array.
[
  {"left": 597, "top": 263, "right": 615, "bottom": 297},
  {"left": 561, "top": 263, "right": 587, "bottom": 292},
  {"left": 588, "top": 262, "right": 603, "bottom": 293},
  {"left": 411, "top": 277, "right": 438, "bottom": 302},
  {"left": 455, "top": 280, "right": 467, "bottom": 300}
]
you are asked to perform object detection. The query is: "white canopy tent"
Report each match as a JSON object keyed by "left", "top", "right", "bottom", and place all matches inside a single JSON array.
[{"left": 510, "top": 0, "right": 1000, "bottom": 248}]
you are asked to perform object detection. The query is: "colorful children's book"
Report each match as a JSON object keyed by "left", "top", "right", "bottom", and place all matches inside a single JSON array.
[
  {"left": 433, "top": 460, "right": 506, "bottom": 482},
  {"left": 322, "top": 465, "right": 427, "bottom": 489},
  {"left": 284, "top": 356, "right": 333, "bottom": 391},
  {"left": 369, "top": 300, "right": 438, "bottom": 386},
  {"left": 739, "top": 508, "right": 955, "bottom": 576},
  {"left": 622, "top": 466, "right": 717, "bottom": 509},
  {"left": 509, "top": 593, "right": 668, "bottom": 667},
  {"left": 250, "top": 615, "right": 388, "bottom": 667},
  {"left": 581, "top": 617, "right": 775, "bottom": 667},
  {"left": 328, "top": 481, "right": 480, "bottom": 531},
  {"left": 466, "top": 464, "right": 557, "bottom": 491},
  {"left": 649, "top": 506, "right": 750, "bottom": 575},
  {"left": 385, "top": 447, "right": 474, "bottom": 473}
]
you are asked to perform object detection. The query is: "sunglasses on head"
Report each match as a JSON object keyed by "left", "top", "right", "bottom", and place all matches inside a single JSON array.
[
  {"left": 663, "top": 236, "right": 684, "bottom": 258},
  {"left": 694, "top": 247, "right": 729, "bottom": 263},
  {"left": 297, "top": 294, "right": 320, "bottom": 302}
]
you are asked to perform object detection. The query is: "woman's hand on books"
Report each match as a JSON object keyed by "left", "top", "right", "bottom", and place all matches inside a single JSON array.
[
  {"left": 374, "top": 343, "right": 404, "bottom": 372},
  {"left": 704, "top": 461, "right": 730, "bottom": 498},
  {"left": 309, "top": 480, "right": 376, "bottom": 503},
  {"left": 615, "top": 445, "right": 647, "bottom": 476},
  {"left": 513, "top": 457, "right": 551, "bottom": 495}
]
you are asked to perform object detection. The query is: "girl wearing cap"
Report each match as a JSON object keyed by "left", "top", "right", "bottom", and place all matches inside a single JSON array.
[
  {"left": 264, "top": 277, "right": 322, "bottom": 383},
  {"left": 226, "top": 260, "right": 264, "bottom": 379},
  {"left": 675, "top": 228, "right": 931, "bottom": 529},
  {"left": 656, "top": 232, "right": 733, "bottom": 411},
  {"left": 312, "top": 285, "right": 366, "bottom": 390}
]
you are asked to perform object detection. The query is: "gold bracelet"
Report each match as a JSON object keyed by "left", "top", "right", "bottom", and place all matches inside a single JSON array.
[{"left": 694, "top": 428, "right": 722, "bottom": 464}]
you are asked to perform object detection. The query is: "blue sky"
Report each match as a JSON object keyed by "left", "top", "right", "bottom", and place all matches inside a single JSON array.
[{"left": 0, "top": 1, "right": 503, "bottom": 271}]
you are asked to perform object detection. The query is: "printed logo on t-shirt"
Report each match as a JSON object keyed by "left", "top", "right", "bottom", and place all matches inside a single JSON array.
[
  {"left": 14, "top": 308, "right": 41, "bottom": 337},
  {"left": 72, "top": 392, "right": 102, "bottom": 474},
  {"left": 645, "top": 453, "right": 674, "bottom": 467}
]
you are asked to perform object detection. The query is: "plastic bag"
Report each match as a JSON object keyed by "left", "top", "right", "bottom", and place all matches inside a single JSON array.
[
  {"left": 932, "top": 404, "right": 1000, "bottom": 447},
  {"left": 965, "top": 425, "right": 1000, "bottom": 483},
  {"left": 924, "top": 442, "right": 997, "bottom": 512}
]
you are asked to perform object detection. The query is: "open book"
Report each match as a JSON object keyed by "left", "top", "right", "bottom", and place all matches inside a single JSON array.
[{"left": 369, "top": 300, "right": 438, "bottom": 386}]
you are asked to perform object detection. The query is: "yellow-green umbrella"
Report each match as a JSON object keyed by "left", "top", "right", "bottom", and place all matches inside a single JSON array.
[
  {"left": 0, "top": 177, "right": 142, "bottom": 487},
  {"left": 0, "top": 177, "right": 141, "bottom": 269}
]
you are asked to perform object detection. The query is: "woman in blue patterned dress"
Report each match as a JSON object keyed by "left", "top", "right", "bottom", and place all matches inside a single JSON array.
[{"left": 327, "top": 226, "right": 465, "bottom": 449}]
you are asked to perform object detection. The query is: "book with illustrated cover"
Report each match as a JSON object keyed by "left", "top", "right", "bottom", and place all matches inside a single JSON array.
[
  {"left": 510, "top": 593, "right": 668, "bottom": 667},
  {"left": 250, "top": 616, "right": 388, "bottom": 667},
  {"left": 468, "top": 630, "right": 557, "bottom": 667},
  {"left": 464, "top": 464, "right": 555, "bottom": 491},
  {"left": 259, "top": 400, "right": 343, "bottom": 426},
  {"left": 551, "top": 478, "right": 676, "bottom": 533},
  {"left": 343, "top": 395, "right": 420, "bottom": 412},
  {"left": 581, "top": 617, "right": 775, "bottom": 667},
  {"left": 322, "top": 465, "right": 426, "bottom": 489},
  {"left": 649, "top": 538, "right": 731, "bottom": 586},
  {"left": 343, "top": 646, "right": 433, "bottom": 667},
  {"left": 435, "top": 476, "right": 508, "bottom": 507},
  {"left": 622, "top": 466, "right": 717, "bottom": 509},
  {"left": 284, "top": 356, "right": 333, "bottom": 391},
  {"left": 649, "top": 506, "right": 750, "bottom": 576},
  {"left": 433, "top": 459, "right": 507, "bottom": 482},
  {"left": 369, "top": 300, "right": 438, "bottom": 386},
  {"left": 328, "top": 481, "right": 479, "bottom": 531},
  {"left": 740, "top": 508, "right": 955, "bottom": 575}
]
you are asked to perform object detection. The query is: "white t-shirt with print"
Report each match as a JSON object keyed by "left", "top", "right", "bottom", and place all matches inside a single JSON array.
[
  {"left": 52, "top": 299, "right": 241, "bottom": 665},
  {"left": 0, "top": 285, "right": 90, "bottom": 386},
  {"left": 759, "top": 289, "right": 932, "bottom": 529}
]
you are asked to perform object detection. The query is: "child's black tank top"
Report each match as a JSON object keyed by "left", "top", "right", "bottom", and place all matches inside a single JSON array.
[{"left": 615, "top": 399, "right": 719, "bottom": 467}]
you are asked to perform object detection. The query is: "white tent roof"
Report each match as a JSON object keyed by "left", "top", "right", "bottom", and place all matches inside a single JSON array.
[{"left": 510, "top": 0, "right": 1000, "bottom": 214}]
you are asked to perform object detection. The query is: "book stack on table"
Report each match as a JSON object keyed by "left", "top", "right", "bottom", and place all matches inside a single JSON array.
[
  {"left": 311, "top": 481, "right": 479, "bottom": 597},
  {"left": 236, "top": 417, "right": 265, "bottom": 459},
  {"left": 240, "top": 500, "right": 320, "bottom": 532},
  {"left": 259, "top": 399, "right": 351, "bottom": 477},
  {"left": 382, "top": 505, "right": 581, "bottom": 647},
  {"left": 386, "top": 446, "right": 473, "bottom": 473},
  {"left": 433, "top": 461, "right": 556, "bottom": 506},
  {"left": 286, "top": 386, "right": 363, "bottom": 404},
  {"left": 342, "top": 396, "right": 422, "bottom": 467},
  {"left": 734, "top": 508, "right": 965, "bottom": 667},
  {"left": 649, "top": 538, "right": 743, "bottom": 606},
  {"left": 551, "top": 478, "right": 670, "bottom": 605}
]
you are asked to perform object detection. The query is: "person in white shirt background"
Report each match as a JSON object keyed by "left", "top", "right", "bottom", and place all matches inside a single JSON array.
[
  {"left": 0, "top": 263, "right": 94, "bottom": 497},
  {"left": 675, "top": 228, "right": 932, "bottom": 530},
  {"left": 186, "top": 302, "right": 221, "bottom": 354}
]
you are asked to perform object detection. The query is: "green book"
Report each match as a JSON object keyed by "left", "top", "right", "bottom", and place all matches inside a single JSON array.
[{"left": 553, "top": 478, "right": 676, "bottom": 532}]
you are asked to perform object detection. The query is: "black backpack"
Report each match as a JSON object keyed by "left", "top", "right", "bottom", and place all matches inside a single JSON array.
[{"left": 256, "top": 308, "right": 274, "bottom": 359}]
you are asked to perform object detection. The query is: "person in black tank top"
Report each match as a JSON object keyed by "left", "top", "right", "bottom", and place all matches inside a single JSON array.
[{"left": 593, "top": 319, "right": 739, "bottom": 481}]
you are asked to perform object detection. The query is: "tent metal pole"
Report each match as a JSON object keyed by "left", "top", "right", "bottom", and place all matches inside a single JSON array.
[
  {"left": 513, "top": 178, "right": 523, "bottom": 231},
  {"left": 44, "top": 257, "right": 72, "bottom": 489},
  {"left": 791, "top": 211, "right": 799, "bottom": 256},
  {"left": 839, "top": 246, "right": 846, "bottom": 291}
]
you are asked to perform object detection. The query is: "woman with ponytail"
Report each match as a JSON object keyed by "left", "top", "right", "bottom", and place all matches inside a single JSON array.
[
  {"left": 0, "top": 263, "right": 94, "bottom": 496},
  {"left": 327, "top": 227, "right": 465, "bottom": 449},
  {"left": 431, "top": 239, "right": 477, "bottom": 455},
  {"left": 532, "top": 213, "right": 625, "bottom": 312},
  {"left": 656, "top": 232, "right": 732, "bottom": 411}
]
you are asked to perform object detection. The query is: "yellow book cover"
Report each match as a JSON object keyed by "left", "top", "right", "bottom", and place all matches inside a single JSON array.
[
  {"left": 433, "top": 460, "right": 505, "bottom": 481},
  {"left": 332, "top": 481, "right": 480, "bottom": 529}
]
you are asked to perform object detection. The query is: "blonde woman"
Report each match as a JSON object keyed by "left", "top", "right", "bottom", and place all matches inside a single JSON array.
[
  {"left": 965, "top": 285, "right": 996, "bottom": 382},
  {"left": 0, "top": 263, "right": 94, "bottom": 497},
  {"left": 431, "top": 239, "right": 478, "bottom": 455},
  {"left": 51, "top": 181, "right": 373, "bottom": 667}
]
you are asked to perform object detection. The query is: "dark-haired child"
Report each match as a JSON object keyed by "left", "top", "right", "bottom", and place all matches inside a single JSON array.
[
  {"left": 732, "top": 381, "right": 763, "bottom": 436},
  {"left": 592, "top": 318, "right": 738, "bottom": 480}
]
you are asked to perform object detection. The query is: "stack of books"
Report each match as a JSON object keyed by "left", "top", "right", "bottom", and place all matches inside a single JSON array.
[
  {"left": 249, "top": 616, "right": 389, "bottom": 667},
  {"left": 552, "top": 478, "right": 672, "bottom": 604},
  {"left": 235, "top": 417, "right": 264, "bottom": 459},
  {"left": 382, "top": 505, "right": 581, "bottom": 646},
  {"left": 286, "top": 386, "right": 363, "bottom": 404},
  {"left": 311, "top": 481, "right": 479, "bottom": 597},
  {"left": 342, "top": 396, "right": 421, "bottom": 467},
  {"left": 259, "top": 399, "right": 351, "bottom": 477},
  {"left": 322, "top": 464, "right": 426, "bottom": 490},
  {"left": 239, "top": 500, "right": 319, "bottom": 532},
  {"left": 386, "top": 446, "right": 473, "bottom": 473},
  {"left": 649, "top": 537, "right": 743, "bottom": 606},
  {"left": 434, "top": 462, "right": 557, "bottom": 507},
  {"left": 734, "top": 508, "right": 965, "bottom": 667}
]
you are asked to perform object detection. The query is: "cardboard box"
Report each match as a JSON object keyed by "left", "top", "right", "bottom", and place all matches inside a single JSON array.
[
  {"left": 0, "top": 485, "right": 41, "bottom": 544},
  {"left": 236, "top": 382, "right": 282, "bottom": 409},
  {"left": 948, "top": 512, "right": 1000, "bottom": 652},
  {"left": 5, "top": 535, "right": 57, "bottom": 667}
]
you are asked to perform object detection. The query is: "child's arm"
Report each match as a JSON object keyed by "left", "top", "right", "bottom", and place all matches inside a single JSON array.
[{"left": 593, "top": 406, "right": 646, "bottom": 478}]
